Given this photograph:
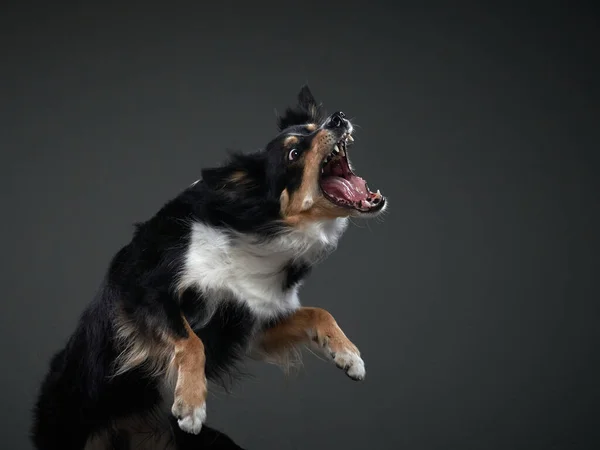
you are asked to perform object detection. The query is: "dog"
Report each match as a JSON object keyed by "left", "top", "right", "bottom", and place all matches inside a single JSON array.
[{"left": 31, "top": 86, "right": 387, "bottom": 449}]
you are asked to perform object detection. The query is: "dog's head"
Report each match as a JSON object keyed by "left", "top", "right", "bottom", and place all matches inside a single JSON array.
[
  {"left": 269, "top": 86, "right": 386, "bottom": 226},
  {"left": 200, "top": 86, "right": 386, "bottom": 233}
]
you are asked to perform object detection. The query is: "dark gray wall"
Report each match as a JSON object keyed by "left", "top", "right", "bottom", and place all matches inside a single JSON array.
[{"left": 1, "top": 2, "right": 599, "bottom": 449}]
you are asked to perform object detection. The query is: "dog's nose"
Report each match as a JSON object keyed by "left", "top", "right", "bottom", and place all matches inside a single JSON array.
[{"left": 327, "top": 111, "right": 346, "bottom": 129}]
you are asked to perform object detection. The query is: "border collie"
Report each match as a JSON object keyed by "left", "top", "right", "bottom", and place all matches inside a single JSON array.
[{"left": 32, "top": 86, "right": 387, "bottom": 449}]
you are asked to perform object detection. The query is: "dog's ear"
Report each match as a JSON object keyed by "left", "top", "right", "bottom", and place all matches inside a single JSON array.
[
  {"left": 297, "top": 85, "right": 319, "bottom": 114},
  {"left": 277, "top": 85, "right": 325, "bottom": 131},
  {"left": 201, "top": 152, "right": 268, "bottom": 192}
]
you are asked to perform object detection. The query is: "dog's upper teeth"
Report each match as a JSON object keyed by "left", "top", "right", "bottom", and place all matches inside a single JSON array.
[
  {"left": 334, "top": 145, "right": 340, "bottom": 154},
  {"left": 347, "top": 135, "right": 354, "bottom": 142}
]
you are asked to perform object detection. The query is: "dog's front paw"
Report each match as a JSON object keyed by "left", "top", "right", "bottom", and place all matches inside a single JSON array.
[
  {"left": 332, "top": 349, "right": 366, "bottom": 381},
  {"left": 310, "top": 314, "right": 366, "bottom": 381},
  {"left": 172, "top": 395, "right": 207, "bottom": 434}
]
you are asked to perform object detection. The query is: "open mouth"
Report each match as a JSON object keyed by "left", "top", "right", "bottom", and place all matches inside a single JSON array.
[{"left": 319, "top": 134, "right": 384, "bottom": 212}]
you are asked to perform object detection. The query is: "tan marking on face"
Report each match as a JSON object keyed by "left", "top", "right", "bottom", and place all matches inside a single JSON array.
[
  {"left": 281, "top": 129, "right": 350, "bottom": 224},
  {"left": 281, "top": 130, "right": 328, "bottom": 215},
  {"left": 284, "top": 196, "right": 348, "bottom": 226},
  {"left": 305, "top": 123, "right": 317, "bottom": 131},
  {"left": 284, "top": 135, "right": 299, "bottom": 146},
  {"left": 279, "top": 189, "right": 290, "bottom": 216}
]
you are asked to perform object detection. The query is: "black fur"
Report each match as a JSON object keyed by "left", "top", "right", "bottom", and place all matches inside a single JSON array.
[
  {"left": 282, "top": 262, "right": 312, "bottom": 291},
  {"left": 277, "top": 85, "right": 326, "bottom": 130},
  {"left": 31, "top": 86, "right": 330, "bottom": 449}
]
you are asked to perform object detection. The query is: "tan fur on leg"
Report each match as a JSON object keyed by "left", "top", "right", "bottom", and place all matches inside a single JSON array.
[
  {"left": 255, "top": 307, "right": 365, "bottom": 380},
  {"left": 170, "top": 317, "right": 208, "bottom": 435},
  {"left": 113, "top": 309, "right": 208, "bottom": 435}
]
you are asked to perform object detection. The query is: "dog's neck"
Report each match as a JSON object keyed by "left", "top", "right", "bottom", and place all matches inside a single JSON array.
[
  {"left": 177, "top": 218, "right": 349, "bottom": 319},
  {"left": 234, "top": 217, "right": 349, "bottom": 264}
]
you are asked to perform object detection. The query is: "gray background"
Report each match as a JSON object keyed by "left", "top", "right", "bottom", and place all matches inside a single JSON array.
[{"left": 1, "top": 2, "right": 599, "bottom": 449}]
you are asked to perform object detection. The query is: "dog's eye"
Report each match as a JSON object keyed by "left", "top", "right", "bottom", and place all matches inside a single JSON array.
[{"left": 288, "top": 148, "right": 300, "bottom": 161}]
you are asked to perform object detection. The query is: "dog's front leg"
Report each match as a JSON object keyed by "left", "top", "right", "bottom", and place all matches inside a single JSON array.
[
  {"left": 256, "top": 307, "right": 365, "bottom": 380},
  {"left": 170, "top": 317, "right": 208, "bottom": 434}
]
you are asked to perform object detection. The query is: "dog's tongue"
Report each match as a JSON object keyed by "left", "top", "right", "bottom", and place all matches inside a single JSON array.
[{"left": 321, "top": 175, "right": 368, "bottom": 202}]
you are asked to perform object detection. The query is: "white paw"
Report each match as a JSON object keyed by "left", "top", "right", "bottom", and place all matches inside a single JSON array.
[
  {"left": 172, "top": 401, "right": 206, "bottom": 435},
  {"left": 333, "top": 350, "right": 366, "bottom": 381}
]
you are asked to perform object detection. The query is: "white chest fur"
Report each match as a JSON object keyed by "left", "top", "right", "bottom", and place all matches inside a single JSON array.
[{"left": 177, "top": 218, "right": 348, "bottom": 319}]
